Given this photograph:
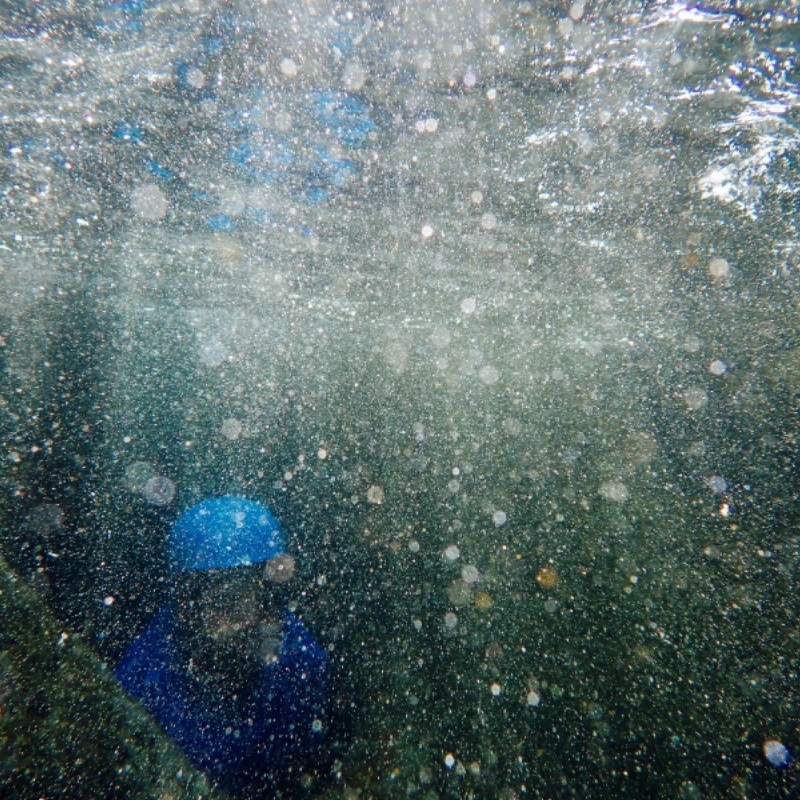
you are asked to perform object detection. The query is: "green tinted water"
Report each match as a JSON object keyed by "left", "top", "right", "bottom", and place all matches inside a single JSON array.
[{"left": 1, "top": 2, "right": 798, "bottom": 798}]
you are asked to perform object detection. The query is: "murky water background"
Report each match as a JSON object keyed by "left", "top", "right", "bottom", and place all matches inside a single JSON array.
[{"left": 1, "top": 1, "right": 799, "bottom": 798}]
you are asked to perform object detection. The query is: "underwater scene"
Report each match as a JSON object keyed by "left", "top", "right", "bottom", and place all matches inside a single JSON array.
[{"left": 0, "top": 1, "right": 799, "bottom": 798}]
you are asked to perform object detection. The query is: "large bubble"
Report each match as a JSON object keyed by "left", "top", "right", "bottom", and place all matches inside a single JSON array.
[{"left": 142, "top": 475, "right": 176, "bottom": 506}]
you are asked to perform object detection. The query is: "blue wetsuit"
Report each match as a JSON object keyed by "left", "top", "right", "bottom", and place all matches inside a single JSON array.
[{"left": 115, "top": 605, "right": 329, "bottom": 796}]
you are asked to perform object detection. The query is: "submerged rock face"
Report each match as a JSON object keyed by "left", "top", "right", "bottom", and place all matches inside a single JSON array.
[{"left": 0, "top": 555, "right": 216, "bottom": 800}]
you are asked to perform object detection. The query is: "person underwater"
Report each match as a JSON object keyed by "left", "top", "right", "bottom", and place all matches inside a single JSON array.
[{"left": 115, "top": 496, "right": 330, "bottom": 797}]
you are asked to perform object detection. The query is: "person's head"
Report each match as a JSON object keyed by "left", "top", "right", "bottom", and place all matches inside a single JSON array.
[{"left": 168, "top": 497, "right": 296, "bottom": 684}]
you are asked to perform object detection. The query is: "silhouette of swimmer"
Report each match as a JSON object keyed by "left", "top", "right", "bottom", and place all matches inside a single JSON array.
[{"left": 115, "top": 497, "right": 329, "bottom": 797}]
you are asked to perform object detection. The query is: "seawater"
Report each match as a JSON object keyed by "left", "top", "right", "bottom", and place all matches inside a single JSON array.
[{"left": 1, "top": 2, "right": 799, "bottom": 798}]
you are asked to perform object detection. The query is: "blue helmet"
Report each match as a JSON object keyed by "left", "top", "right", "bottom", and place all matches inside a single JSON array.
[{"left": 170, "top": 496, "right": 284, "bottom": 572}]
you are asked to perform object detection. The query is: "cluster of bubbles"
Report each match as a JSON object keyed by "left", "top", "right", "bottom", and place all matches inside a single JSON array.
[{"left": 124, "top": 461, "right": 176, "bottom": 507}]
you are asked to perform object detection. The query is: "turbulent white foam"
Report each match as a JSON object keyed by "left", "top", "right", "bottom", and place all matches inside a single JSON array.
[
  {"left": 698, "top": 103, "right": 800, "bottom": 219},
  {"left": 642, "top": 1, "right": 738, "bottom": 30}
]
